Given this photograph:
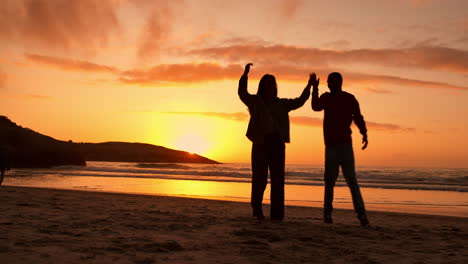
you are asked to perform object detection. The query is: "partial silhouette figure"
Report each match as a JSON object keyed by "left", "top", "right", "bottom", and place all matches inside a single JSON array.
[
  {"left": 311, "top": 72, "right": 370, "bottom": 227},
  {"left": 0, "top": 147, "right": 11, "bottom": 186},
  {"left": 238, "top": 63, "right": 311, "bottom": 221}
]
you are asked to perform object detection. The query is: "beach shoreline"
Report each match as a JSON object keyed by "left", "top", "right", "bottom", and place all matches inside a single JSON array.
[
  {"left": 5, "top": 171, "right": 468, "bottom": 218},
  {"left": 0, "top": 186, "right": 467, "bottom": 263}
]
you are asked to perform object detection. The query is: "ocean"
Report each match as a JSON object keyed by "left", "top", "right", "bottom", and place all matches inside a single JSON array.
[{"left": 4, "top": 162, "right": 468, "bottom": 217}]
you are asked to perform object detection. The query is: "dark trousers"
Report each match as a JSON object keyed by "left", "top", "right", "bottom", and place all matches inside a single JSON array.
[
  {"left": 251, "top": 134, "right": 285, "bottom": 220},
  {"left": 324, "top": 144, "right": 366, "bottom": 216}
]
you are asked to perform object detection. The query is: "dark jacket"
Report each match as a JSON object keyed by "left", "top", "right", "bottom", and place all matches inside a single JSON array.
[
  {"left": 238, "top": 74, "right": 310, "bottom": 144},
  {"left": 312, "top": 90, "right": 367, "bottom": 146}
]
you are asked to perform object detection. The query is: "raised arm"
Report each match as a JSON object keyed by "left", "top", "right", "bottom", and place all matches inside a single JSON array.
[
  {"left": 238, "top": 63, "right": 254, "bottom": 107},
  {"left": 352, "top": 97, "right": 368, "bottom": 150},
  {"left": 310, "top": 73, "right": 323, "bottom": 111},
  {"left": 282, "top": 74, "right": 313, "bottom": 111}
]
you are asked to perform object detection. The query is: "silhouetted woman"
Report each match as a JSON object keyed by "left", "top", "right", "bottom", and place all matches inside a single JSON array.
[{"left": 238, "top": 63, "right": 312, "bottom": 221}]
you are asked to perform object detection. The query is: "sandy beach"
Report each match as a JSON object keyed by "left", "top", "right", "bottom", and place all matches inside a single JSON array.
[{"left": 0, "top": 186, "right": 466, "bottom": 264}]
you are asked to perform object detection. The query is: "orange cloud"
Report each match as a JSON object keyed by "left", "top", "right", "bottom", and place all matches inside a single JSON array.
[
  {"left": 160, "top": 111, "right": 249, "bottom": 121},
  {"left": 0, "top": 0, "right": 120, "bottom": 53},
  {"left": 238, "top": 64, "right": 468, "bottom": 92},
  {"left": 324, "top": 40, "right": 352, "bottom": 49},
  {"left": 120, "top": 63, "right": 242, "bottom": 84},
  {"left": 25, "top": 53, "right": 119, "bottom": 73},
  {"left": 134, "top": 0, "right": 184, "bottom": 60},
  {"left": 364, "top": 87, "right": 393, "bottom": 94},
  {"left": 406, "top": 0, "right": 434, "bottom": 7},
  {"left": 462, "top": 18, "right": 468, "bottom": 33},
  {"left": 290, "top": 116, "right": 415, "bottom": 132},
  {"left": 160, "top": 112, "right": 416, "bottom": 132},
  {"left": 346, "top": 72, "right": 468, "bottom": 91},
  {"left": 0, "top": 70, "right": 6, "bottom": 88},
  {"left": 289, "top": 116, "right": 322, "bottom": 127},
  {"left": 279, "top": 0, "right": 304, "bottom": 20},
  {"left": 366, "top": 121, "right": 416, "bottom": 132},
  {"left": 25, "top": 52, "right": 468, "bottom": 92},
  {"left": 190, "top": 44, "right": 468, "bottom": 74},
  {"left": 23, "top": 94, "right": 53, "bottom": 100}
]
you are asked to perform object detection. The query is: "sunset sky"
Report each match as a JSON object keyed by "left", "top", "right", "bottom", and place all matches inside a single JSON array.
[{"left": 1, "top": 0, "right": 468, "bottom": 167}]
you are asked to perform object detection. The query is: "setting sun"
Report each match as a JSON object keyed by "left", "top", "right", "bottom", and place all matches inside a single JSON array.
[{"left": 174, "top": 132, "right": 210, "bottom": 155}]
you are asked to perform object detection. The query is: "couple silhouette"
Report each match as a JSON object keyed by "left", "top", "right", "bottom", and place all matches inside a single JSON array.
[{"left": 238, "top": 63, "right": 369, "bottom": 227}]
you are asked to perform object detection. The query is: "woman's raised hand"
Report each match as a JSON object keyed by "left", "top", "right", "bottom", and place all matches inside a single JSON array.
[{"left": 244, "top": 63, "right": 253, "bottom": 75}]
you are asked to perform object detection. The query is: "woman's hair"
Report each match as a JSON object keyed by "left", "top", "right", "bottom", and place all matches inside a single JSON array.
[{"left": 257, "top": 74, "right": 277, "bottom": 99}]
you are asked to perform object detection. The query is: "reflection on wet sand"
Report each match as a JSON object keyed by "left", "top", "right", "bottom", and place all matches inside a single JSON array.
[{"left": 5, "top": 175, "right": 467, "bottom": 217}]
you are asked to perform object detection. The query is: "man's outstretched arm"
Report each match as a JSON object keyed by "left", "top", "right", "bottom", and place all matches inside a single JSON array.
[{"left": 310, "top": 73, "right": 323, "bottom": 111}]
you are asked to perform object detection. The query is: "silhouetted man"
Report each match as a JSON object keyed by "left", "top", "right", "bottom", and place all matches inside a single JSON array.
[
  {"left": 239, "top": 63, "right": 311, "bottom": 221},
  {"left": 310, "top": 72, "right": 369, "bottom": 227}
]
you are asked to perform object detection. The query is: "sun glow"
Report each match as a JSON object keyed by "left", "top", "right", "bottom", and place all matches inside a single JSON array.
[
  {"left": 174, "top": 132, "right": 210, "bottom": 155},
  {"left": 143, "top": 113, "right": 252, "bottom": 162}
]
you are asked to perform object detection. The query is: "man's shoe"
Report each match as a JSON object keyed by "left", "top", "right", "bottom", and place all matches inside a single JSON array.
[
  {"left": 253, "top": 209, "right": 265, "bottom": 221},
  {"left": 358, "top": 214, "right": 370, "bottom": 227},
  {"left": 324, "top": 212, "right": 333, "bottom": 224},
  {"left": 270, "top": 216, "right": 283, "bottom": 222}
]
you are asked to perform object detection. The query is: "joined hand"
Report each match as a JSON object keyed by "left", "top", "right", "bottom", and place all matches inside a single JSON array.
[{"left": 308, "top": 73, "right": 320, "bottom": 88}]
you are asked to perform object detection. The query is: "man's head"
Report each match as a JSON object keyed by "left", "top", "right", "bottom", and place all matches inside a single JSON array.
[{"left": 327, "top": 72, "right": 343, "bottom": 93}]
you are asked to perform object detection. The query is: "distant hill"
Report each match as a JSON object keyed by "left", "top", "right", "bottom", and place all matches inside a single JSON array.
[
  {"left": 77, "top": 142, "right": 219, "bottom": 164},
  {"left": 0, "top": 116, "right": 219, "bottom": 168},
  {"left": 0, "top": 116, "right": 85, "bottom": 168}
]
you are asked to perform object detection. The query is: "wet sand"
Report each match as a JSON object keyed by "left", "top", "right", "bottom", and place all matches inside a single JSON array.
[{"left": 0, "top": 186, "right": 466, "bottom": 263}]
